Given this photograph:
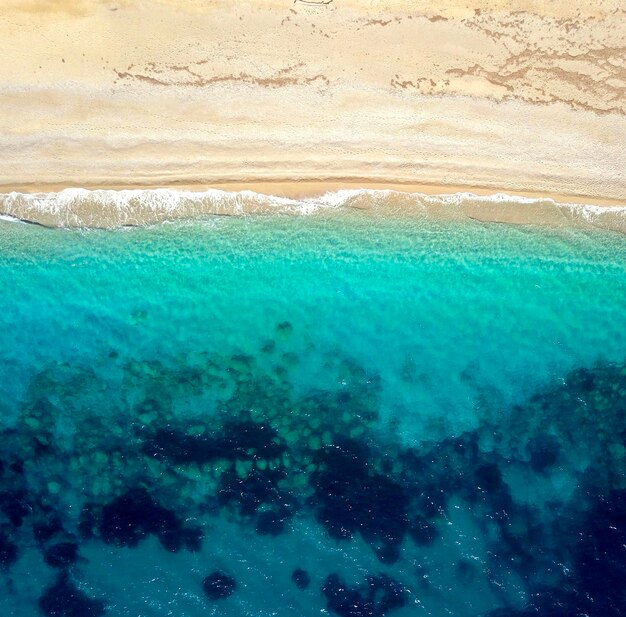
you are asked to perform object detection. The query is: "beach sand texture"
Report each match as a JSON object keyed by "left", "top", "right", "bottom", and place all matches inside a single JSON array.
[{"left": 0, "top": 0, "right": 624, "bottom": 200}]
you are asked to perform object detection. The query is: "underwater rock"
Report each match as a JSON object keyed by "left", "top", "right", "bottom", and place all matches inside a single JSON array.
[
  {"left": 10, "top": 459, "right": 25, "bottom": 475},
  {"left": 276, "top": 321, "right": 293, "bottom": 336},
  {"left": 414, "top": 487, "right": 446, "bottom": 519},
  {"left": 181, "top": 526, "right": 204, "bottom": 552},
  {"left": 401, "top": 432, "right": 481, "bottom": 509},
  {"left": 574, "top": 489, "right": 626, "bottom": 614},
  {"left": 99, "top": 488, "right": 186, "bottom": 551},
  {"left": 322, "top": 574, "right": 367, "bottom": 617},
  {"left": 221, "top": 420, "right": 286, "bottom": 461},
  {"left": 486, "top": 488, "right": 626, "bottom": 617},
  {"left": 38, "top": 572, "right": 105, "bottom": 617},
  {"left": 218, "top": 467, "right": 288, "bottom": 516},
  {"left": 0, "top": 532, "right": 18, "bottom": 567},
  {"left": 255, "top": 510, "right": 287, "bottom": 536},
  {"left": 468, "top": 462, "right": 513, "bottom": 522},
  {"left": 0, "top": 489, "right": 32, "bottom": 527},
  {"left": 526, "top": 434, "right": 560, "bottom": 473},
  {"left": 408, "top": 517, "right": 438, "bottom": 547},
  {"left": 495, "top": 506, "right": 540, "bottom": 575},
  {"left": 485, "top": 587, "right": 578, "bottom": 617},
  {"left": 310, "top": 438, "right": 409, "bottom": 550},
  {"left": 228, "top": 353, "right": 254, "bottom": 374},
  {"left": 78, "top": 505, "right": 97, "bottom": 540},
  {"left": 292, "top": 568, "right": 310, "bottom": 590},
  {"left": 473, "top": 462, "right": 504, "bottom": 495},
  {"left": 202, "top": 571, "right": 236, "bottom": 600},
  {"left": 375, "top": 544, "right": 400, "bottom": 565},
  {"left": 261, "top": 340, "right": 276, "bottom": 354},
  {"left": 157, "top": 528, "right": 185, "bottom": 553},
  {"left": 322, "top": 573, "right": 407, "bottom": 617},
  {"left": 575, "top": 367, "right": 597, "bottom": 392},
  {"left": 34, "top": 513, "right": 64, "bottom": 544},
  {"left": 33, "top": 436, "right": 54, "bottom": 457},
  {"left": 142, "top": 428, "right": 222, "bottom": 465},
  {"left": 503, "top": 362, "right": 626, "bottom": 486},
  {"left": 43, "top": 542, "right": 79, "bottom": 569},
  {"left": 142, "top": 420, "right": 286, "bottom": 466}
]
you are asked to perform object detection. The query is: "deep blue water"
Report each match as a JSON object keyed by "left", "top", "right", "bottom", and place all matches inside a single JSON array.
[{"left": 0, "top": 210, "right": 625, "bottom": 616}]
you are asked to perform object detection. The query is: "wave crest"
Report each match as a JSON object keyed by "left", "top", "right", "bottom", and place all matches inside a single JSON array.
[{"left": 0, "top": 187, "right": 624, "bottom": 231}]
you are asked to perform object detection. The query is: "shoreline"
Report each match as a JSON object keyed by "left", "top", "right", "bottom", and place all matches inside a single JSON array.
[
  {"left": 2, "top": 181, "right": 624, "bottom": 209},
  {"left": 1, "top": 185, "right": 624, "bottom": 232}
]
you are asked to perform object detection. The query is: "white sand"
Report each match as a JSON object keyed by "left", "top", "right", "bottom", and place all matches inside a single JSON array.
[{"left": 0, "top": 0, "right": 624, "bottom": 203}]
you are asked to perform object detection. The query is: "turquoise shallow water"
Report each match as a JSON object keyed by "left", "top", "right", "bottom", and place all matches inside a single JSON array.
[{"left": 0, "top": 208, "right": 625, "bottom": 616}]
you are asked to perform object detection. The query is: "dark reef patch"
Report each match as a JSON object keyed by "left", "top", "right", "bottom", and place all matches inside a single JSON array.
[
  {"left": 276, "top": 321, "right": 293, "bottom": 336},
  {"left": 38, "top": 572, "right": 105, "bottom": 617},
  {"left": 375, "top": 543, "right": 401, "bottom": 564},
  {"left": 574, "top": 489, "right": 626, "bottom": 615},
  {"left": 218, "top": 467, "right": 290, "bottom": 517},
  {"left": 526, "top": 434, "right": 560, "bottom": 474},
  {"left": 504, "top": 361, "right": 626, "bottom": 483},
  {"left": 0, "top": 489, "right": 32, "bottom": 528},
  {"left": 468, "top": 462, "right": 513, "bottom": 522},
  {"left": 309, "top": 437, "right": 409, "bottom": 558},
  {"left": 0, "top": 532, "right": 18, "bottom": 567},
  {"left": 202, "top": 571, "right": 237, "bottom": 600},
  {"left": 142, "top": 420, "right": 286, "bottom": 466},
  {"left": 43, "top": 541, "right": 80, "bottom": 569},
  {"left": 221, "top": 420, "right": 287, "bottom": 461},
  {"left": 34, "top": 513, "right": 64, "bottom": 545},
  {"left": 1, "top": 339, "right": 626, "bottom": 616},
  {"left": 292, "top": 568, "right": 311, "bottom": 590},
  {"left": 255, "top": 509, "right": 288, "bottom": 536},
  {"left": 10, "top": 459, "right": 25, "bottom": 475},
  {"left": 321, "top": 573, "right": 407, "bottom": 617},
  {"left": 408, "top": 517, "right": 438, "bottom": 547},
  {"left": 485, "top": 488, "right": 626, "bottom": 617},
  {"left": 98, "top": 488, "right": 193, "bottom": 552},
  {"left": 77, "top": 505, "right": 97, "bottom": 540},
  {"left": 181, "top": 525, "right": 204, "bottom": 552},
  {"left": 141, "top": 428, "right": 223, "bottom": 465}
]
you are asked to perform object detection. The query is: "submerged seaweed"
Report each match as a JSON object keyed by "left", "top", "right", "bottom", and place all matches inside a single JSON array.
[
  {"left": 0, "top": 330, "right": 624, "bottom": 615},
  {"left": 202, "top": 571, "right": 237, "bottom": 600},
  {"left": 43, "top": 542, "right": 80, "bottom": 569},
  {"left": 309, "top": 437, "right": 410, "bottom": 557},
  {"left": 98, "top": 488, "right": 195, "bottom": 552},
  {"left": 292, "top": 567, "right": 311, "bottom": 590},
  {"left": 322, "top": 573, "right": 407, "bottom": 617},
  {"left": 38, "top": 573, "right": 105, "bottom": 617}
]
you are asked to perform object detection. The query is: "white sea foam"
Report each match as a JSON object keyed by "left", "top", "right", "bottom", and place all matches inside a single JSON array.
[
  {"left": 0, "top": 187, "right": 623, "bottom": 230},
  {"left": 0, "top": 214, "right": 25, "bottom": 224},
  {"left": 559, "top": 202, "right": 626, "bottom": 221}
]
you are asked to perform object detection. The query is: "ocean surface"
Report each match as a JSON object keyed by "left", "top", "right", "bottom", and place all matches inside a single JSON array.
[{"left": 0, "top": 195, "right": 625, "bottom": 617}]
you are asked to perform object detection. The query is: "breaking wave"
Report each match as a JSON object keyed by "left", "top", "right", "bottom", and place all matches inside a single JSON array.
[{"left": 0, "top": 187, "right": 624, "bottom": 231}]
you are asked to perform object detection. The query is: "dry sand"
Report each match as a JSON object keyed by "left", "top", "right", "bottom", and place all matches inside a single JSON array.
[{"left": 0, "top": 0, "right": 624, "bottom": 206}]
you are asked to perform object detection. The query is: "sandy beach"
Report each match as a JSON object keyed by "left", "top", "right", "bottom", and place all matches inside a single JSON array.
[{"left": 0, "top": 0, "right": 624, "bottom": 207}]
